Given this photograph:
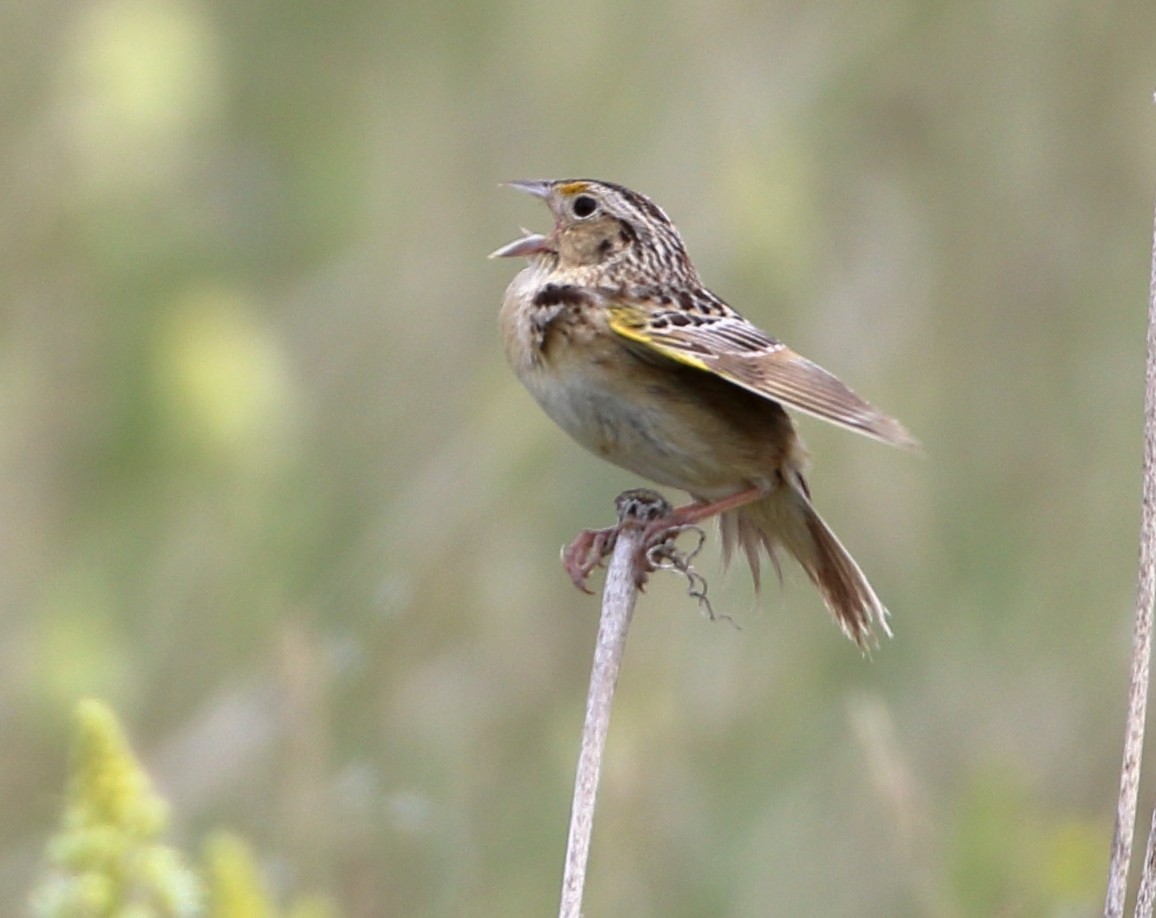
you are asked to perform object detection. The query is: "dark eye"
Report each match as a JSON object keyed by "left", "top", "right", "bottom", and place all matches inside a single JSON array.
[{"left": 572, "top": 195, "right": 598, "bottom": 218}]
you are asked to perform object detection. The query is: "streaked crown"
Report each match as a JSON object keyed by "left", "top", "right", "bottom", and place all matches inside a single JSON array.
[
  {"left": 554, "top": 179, "right": 696, "bottom": 282},
  {"left": 497, "top": 179, "right": 699, "bottom": 285}
]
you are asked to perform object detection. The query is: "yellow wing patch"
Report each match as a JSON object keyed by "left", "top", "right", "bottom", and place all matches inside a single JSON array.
[
  {"left": 606, "top": 302, "right": 712, "bottom": 372},
  {"left": 606, "top": 299, "right": 917, "bottom": 449}
]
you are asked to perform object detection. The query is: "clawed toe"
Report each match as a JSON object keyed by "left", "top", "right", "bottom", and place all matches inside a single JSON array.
[
  {"left": 562, "top": 488, "right": 714, "bottom": 594},
  {"left": 562, "top": 510, "right": 698, "bottom": 593},
  {"left": 562, "top": 527, "right": 618, "bottom": 593}
]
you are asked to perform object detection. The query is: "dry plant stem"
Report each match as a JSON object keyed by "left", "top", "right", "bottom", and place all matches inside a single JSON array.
[
  {"left": 1135, "top": 809, "right": 1156, "bottom": 918},
  {"left": 1104, "top": 192, "right": 1156, "bottom": 918},
  {"left": 558, "top": 492, "right": 662, "bottom": 918}
]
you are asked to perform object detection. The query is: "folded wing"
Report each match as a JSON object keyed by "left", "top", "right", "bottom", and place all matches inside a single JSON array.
[{"left": 607, "top": 297, "right": 917, "bottom": 449}]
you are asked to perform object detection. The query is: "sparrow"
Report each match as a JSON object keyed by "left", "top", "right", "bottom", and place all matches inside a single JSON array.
[{"left": 492, "top": 179, "right": 915, "bottom": 648}]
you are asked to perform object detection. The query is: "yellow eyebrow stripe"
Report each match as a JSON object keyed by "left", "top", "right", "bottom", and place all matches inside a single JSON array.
[{"left": 557, "top": 181, "right": 591, "bottom": 196}]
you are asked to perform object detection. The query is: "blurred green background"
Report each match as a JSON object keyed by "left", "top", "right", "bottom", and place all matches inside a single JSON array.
[{"left": 3, "top": 0, "right": 1154, "bottom": 914}]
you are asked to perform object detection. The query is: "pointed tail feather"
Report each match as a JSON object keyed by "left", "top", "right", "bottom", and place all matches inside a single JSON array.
[{"left": 721, "top": 480, "right": 891, "bottom": 650}]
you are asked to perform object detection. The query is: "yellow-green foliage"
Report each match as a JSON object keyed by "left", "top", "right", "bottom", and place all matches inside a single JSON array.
[
  {"left": 203, "top": 833, "right": 275, "bottom": 918},
  {"left": 29, "top": 699, "right": 202, "bottom": 917},
  {"left": 31, "top": 701, "right": 340, "bottom": 918},
  {"left": 203, "top": 832, "right": 339, "bottom": 918}
]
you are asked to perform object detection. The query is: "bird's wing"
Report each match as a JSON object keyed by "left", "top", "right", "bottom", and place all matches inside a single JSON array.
[{"left": 606, "top": 296, "right": 917, "bottom": 449}]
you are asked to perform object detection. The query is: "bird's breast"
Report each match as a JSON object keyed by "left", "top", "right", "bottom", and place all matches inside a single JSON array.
[{"left": 499, "top": 270, "right": 797, "bottom": 496}]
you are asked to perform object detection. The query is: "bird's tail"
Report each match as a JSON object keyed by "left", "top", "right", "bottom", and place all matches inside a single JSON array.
[{"left": 719, "top": 476, "right": 891, "bottom": 650}]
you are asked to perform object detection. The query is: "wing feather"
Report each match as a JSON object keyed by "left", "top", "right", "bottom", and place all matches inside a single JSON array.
[{"left": 607, "top": 299, "right": 917, "bottom": 449}]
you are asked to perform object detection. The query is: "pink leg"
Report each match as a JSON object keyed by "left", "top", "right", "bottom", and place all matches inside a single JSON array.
[
  {"left": 562, "top": 485, "right": 767, "bottom": 592},
  {"left": 663, "top": 485, "right": 766, "bottom": 527}
]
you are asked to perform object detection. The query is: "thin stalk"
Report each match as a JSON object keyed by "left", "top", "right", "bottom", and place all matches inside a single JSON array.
[
  {"left": 1104, "top": 190, "right": 1156, "bottom": 918},
  {"left": 558, "top": 490, "right": 667, "bottom": 918}
]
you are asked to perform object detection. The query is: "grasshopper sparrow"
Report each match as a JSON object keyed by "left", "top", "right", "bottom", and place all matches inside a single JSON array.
[{"left": 491, "top": 179, "right": 915, "bottom": 649}]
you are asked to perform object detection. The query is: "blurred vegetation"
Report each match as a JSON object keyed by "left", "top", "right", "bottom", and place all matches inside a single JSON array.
[
  {"left": 30, "top": 699, "right": 202, "bottom": 916},
  {"left": 203, "top": 831, "right": 338, "bottom": 918},
  {"left": 2, "top": 0, "right": 1154, "bottom": 914},
  {"left": 29, "top": 700, "right": 336, "bottom": 917}
]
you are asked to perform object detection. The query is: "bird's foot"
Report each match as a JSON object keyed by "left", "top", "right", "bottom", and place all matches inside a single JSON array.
[
  {"left": 563, "top": 489, "right": 721, "bottom": 620},
  {"left": 564, "top": 489, "right": 702, "bottom": 592},
  {"left": 562, "top": 525, "right": 620, "bottom": 593}
]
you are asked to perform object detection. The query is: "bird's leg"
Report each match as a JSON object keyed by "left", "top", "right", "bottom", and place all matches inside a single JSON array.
[
  {"left": 661, "top": 485, "right": 767, "bottom": 528},
  {"left": 563, "top": 489, "right": 675, "bottom": 592},
  {"left": 629, "top": 485, "right": 767, "bottom": 585},
  {"left": 563, "top": 485, "right": 766, "bottom": 592}
]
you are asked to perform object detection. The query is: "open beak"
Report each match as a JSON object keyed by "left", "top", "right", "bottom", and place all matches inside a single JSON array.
[
  {"left": 488, "top": 232, "right": 551, "bottom": 259},
  {"left": 488, "top": 180, "right": 556, "bottom": 259}
]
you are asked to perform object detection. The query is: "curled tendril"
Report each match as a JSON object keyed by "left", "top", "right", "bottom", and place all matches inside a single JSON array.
[
  {"left": 568, "top": 489, "right": 738, "bottom": 628},
  {"left": 643, "top": 522, "right": 735, "bottom": 628}
]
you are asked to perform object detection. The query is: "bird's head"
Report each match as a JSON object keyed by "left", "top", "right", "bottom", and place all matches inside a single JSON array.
[{"left": 490, "top": 179, "right": 695, "bottom": 283}]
